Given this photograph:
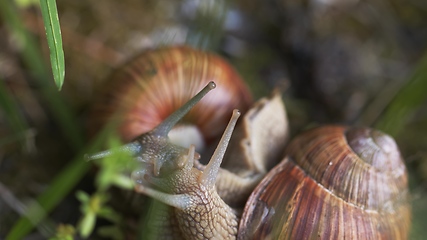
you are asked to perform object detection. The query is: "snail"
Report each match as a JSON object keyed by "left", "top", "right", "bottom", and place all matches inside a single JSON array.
[
  {"left": 238, "top": 126, "right": 411, "bottom": 239},
  {"left": 88, "top": 46, "right": 410, "bottom": 239},
  {"left": 88, "top": 46, "right": 252, "bottom": 152}
]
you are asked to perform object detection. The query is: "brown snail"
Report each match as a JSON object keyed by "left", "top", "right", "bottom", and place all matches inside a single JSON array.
[
  {"left": 239, "top": 126, "right": 411, "bottom": 239},
  {"left": 88, "top": 46, "right": 410, "bottom": 239},
  {"left": 89, "top": 46, "right": 252, "bottom": 151}
]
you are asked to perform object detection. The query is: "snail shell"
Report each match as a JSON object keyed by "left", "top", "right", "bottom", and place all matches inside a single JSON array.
[
  {"left": 238, "top": 126, "right": 411, "bottom": 239},
  {"left": 87, "top": 46, "right": 410, "bottom": 239},
  {"left": 89, "top": 46, "right": 252, "bottom": 149}
]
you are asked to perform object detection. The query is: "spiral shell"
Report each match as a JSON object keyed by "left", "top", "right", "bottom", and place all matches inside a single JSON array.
[
  {"left": 89, "top": 46, "right": 252, "bottom": 144},
  {"left": 238, "top": 126, "right": 410, "bottom": 239},
  {"left": 87, "top": 46, "right": 411, "bottom": 240}
]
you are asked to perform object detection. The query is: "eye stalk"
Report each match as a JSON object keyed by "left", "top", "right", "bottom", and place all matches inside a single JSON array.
[
  {"left": 151, "top": 81, "right": 216, "bottom": 137},
  {"left": 85, "top": 81, "right": 216, "bottom": 175}
]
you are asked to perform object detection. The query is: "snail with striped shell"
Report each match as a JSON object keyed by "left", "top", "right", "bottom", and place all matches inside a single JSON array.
[{"left": 88, "top": 46, "right": 410, "bottom": 239}]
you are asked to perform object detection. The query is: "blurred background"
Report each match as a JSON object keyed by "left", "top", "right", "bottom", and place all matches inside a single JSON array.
[{"left": 1, "top": 0, "right": 427, "bottom": 239}]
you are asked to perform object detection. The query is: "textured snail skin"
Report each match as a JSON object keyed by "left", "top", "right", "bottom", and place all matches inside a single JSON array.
[
  {"left": 89, "top": 46, "right": 252, "bottom": 143},
  {"left": 238, "top": 126, "right": 410, "bottom": 239},
  {"left": 133, "top": 110, "right": 242, "bottom": 240},
  {"left": 88, "top": 47, "right": 411, "bottom": 239}
]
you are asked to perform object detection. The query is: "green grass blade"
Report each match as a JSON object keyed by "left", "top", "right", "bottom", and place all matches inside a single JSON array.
[
  {"left": 0, "top": 0, "right": 83, "bottom": 150},
  {"left": 39, "top": 0, "right": 65, "bottom": 90},
  {"left": 0, "top": 0, "right": 46, "bottom": 78},
  {"left": 0, "top": 79, "right": 28, "bottom": 138},
  {"left": 375, "top": 51, "right": 427, "bottom": 137},
  {"left": 6, "top": 126, "right": 115, "bottom": 239},
  {"left": 6, "top": 157, "right": 90, "bottom": 239}
]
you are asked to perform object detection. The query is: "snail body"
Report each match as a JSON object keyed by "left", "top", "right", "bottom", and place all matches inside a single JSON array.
[{"left": 88, "top": 46, "right": 410, "bottom": 239}]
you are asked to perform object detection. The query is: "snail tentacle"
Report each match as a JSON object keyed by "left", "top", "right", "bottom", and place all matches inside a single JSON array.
[
  {"left": 84, "top": 142, "right": 142, "bottom": 160},
  {"left": 89, "top": 82, "right": 214, "bottom": 176},
  {"left": 87, "top": 46, "right": 410, "bottom": 239},
  {"left": 200, "top": 109, "right": 240, "bottom": 188},
  {"left": 152, "top": 81, "right": 216, "bottom": 137},
  {"left": 134, "top": 113, "right": 241, "bottom": 239},
  {"left": 134, "top": 185, "right": 191, "bottom": 210}
]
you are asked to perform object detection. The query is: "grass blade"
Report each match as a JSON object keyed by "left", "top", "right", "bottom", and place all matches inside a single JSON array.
[
  {"left": 0, "top": 79, "right": 28, "bottom": 139},
  {"left": 6, "top": 125, "right": 115, "bottom": 239},
  {"left": 0, "top": 0, "right": 83, "bottom": 150},
  {"left": 39, "top": 0, "right": 65, "bottom": 90},
  {"left": 6, "top": 156, "right": 90, "bottom": 239},
  {"left": 375, "top": 51, "right": 427, "bottom": 136}
]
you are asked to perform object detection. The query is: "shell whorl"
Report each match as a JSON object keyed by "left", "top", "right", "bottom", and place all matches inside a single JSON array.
[
  {"left": 238, "top": 126, "right": 410, "bottom": 239},
  {"left": 285, "top": 126, "right": 408, "bottom": 211}
]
